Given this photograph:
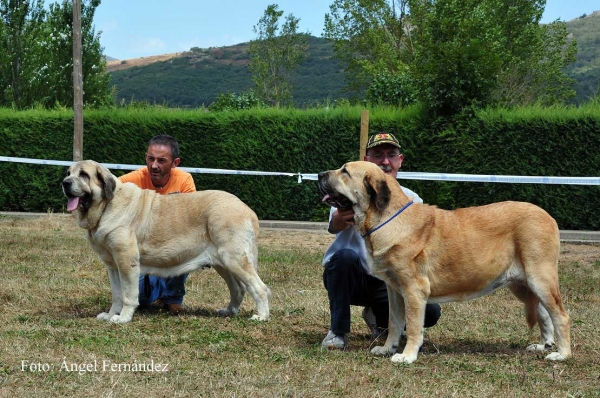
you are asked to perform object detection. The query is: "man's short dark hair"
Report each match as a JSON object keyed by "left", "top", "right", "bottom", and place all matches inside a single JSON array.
[{"left": 148, "top": 134, "right": 180, "bottom": 160}]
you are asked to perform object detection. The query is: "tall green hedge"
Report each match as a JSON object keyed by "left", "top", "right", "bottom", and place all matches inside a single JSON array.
[{"left": 0, "top": 105, "right": 599, "bottom": 229}]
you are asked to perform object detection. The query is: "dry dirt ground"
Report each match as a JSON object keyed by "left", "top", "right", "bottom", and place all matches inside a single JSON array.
[
  {"left": 259, "top": 227, "right": 600, "bottom": 269},
  {"left": 106, "top": 52, "right": 184, "bottom": 72},
  {"left": 259, "top": 227, "right": 334, "bottom": 251}
]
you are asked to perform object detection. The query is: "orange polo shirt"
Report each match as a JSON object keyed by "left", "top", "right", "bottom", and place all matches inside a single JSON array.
[{"left": 118, "top": 167, "right": 196, "bottom": 195}]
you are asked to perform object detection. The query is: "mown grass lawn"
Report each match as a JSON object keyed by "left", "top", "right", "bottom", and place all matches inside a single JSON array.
[{"left": 1, "top": 215, "right": 598, "bottom": 397}]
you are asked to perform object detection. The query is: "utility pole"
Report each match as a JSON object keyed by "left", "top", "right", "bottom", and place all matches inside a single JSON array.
[
  {"left": 359, "top": 110, "right": 369, "bottom": 160},
  {"left": 72, "top": 0, "right": 83, "bottom": 161}
]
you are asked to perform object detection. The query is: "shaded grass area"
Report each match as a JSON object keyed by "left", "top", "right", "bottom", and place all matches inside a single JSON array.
[{"left": 0, "top": 215, "right": 599, "bottom": 397}]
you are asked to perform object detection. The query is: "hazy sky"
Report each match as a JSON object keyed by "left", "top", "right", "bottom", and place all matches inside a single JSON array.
[{"left": 49, "top": 0, "right": 598, "bottom": 60}]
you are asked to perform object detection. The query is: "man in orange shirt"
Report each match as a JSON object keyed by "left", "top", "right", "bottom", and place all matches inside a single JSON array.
[{"left": 119, "top": 134, "right": 196, "bottom": 314}]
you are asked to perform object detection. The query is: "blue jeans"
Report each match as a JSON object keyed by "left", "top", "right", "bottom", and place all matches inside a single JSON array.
[
  {"left": 323, "top": 249, "right": 441, "bottom": 335},
  {"left": 139, "top": 274, "right": 188, "bottom": 306}
]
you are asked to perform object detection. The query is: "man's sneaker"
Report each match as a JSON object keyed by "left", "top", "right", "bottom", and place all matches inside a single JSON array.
[
  {"left": 362, "top": 307, "right": 388, "bottom": 340},
  {"left": 321, "top": 330, "right": 348, "bottom": 350}
]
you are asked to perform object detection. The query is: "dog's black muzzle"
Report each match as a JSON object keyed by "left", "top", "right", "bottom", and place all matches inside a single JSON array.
[{"left": 318, "top": 171, "right": 352, "bottom": 209}]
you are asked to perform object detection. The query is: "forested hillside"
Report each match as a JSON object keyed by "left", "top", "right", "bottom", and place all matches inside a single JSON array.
[
  {"left": 566, "top": 11, "right": 600, "bottom": 103},
  {"left": 108, "top": 13, "right": 600, "bottom": 107},
  {"left": 109, "top": 37, "right": 353, "bottom": 107}
]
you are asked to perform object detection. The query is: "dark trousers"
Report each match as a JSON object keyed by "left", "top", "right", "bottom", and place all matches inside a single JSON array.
[
  {"left": 139, "top": 274, "right": 188, "bottom": 306},
  {"left": 323, "top": 248, "right": 441, "bottom": 335}
]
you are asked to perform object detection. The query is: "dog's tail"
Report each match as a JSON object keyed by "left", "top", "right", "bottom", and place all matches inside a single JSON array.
[{"left": 509, "top": 284, "right": 539, "bottom": 328}]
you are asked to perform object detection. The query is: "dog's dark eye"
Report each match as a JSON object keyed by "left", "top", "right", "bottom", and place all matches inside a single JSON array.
[{"left": 79, "top": 171, "right": 90, "bottom": 179}]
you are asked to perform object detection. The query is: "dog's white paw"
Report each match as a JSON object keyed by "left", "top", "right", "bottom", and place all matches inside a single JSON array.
[
  {"left": 544, "top": 352, "right": 568, "bottom": 361},
  {"left": 109, "top": 314, "right": 132, "bottom": 324},
  {"left": 526, "top": 343, "right": 549, "bottom": 352},
  {"left": 391, "top": 352, "right": 417, "bottom": 364},
  {"left": 96, "top": 312, "right": 112, "bottom": 321},
  {"left": 249, "top": 314, "right": 268, "bottom": 321},
  {"left": 371, "top": 346, "right": 394, "bottom": 356}
]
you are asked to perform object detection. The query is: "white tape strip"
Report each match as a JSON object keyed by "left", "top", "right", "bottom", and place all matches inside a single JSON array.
[
  {"left": 395, "top": 172, "right": 600, "bottom": 185},
  {"left": 299, "top": 172, "right": 600, "bottom": 185},
  {"left": 2, "top": 156, "right": 599, "bottom": 185},
  {"left": 0, "top": 156, "right": 296, "bottom": 178}
]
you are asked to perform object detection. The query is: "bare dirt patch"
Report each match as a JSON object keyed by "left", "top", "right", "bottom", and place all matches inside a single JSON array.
[
  {"left": 106, "top": 52, "right": 185, "bottom": 72},
  {"left": 259, "top": 227, "right": 334, "bottom": 251},
  {"left": 259, "top": 226, "right": 600, "bottom": 263},
  {"left": 559, "top": 242, "right": 600, "bottom": 265}
]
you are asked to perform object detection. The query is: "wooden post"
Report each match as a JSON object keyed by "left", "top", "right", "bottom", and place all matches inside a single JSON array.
[
  {"left": 72, "top": 0, "right": 83, "bottom": 161},
  {"left": 359, "top": 110, "right": 369, "bottom": 160}
]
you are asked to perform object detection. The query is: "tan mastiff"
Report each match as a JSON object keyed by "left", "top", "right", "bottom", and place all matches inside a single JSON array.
[
  {"left": 318, "top": 161, "right": 571, "bottom": 363},
  {"left": 62, "top": 160, "right": 271, "bottom": 323}
]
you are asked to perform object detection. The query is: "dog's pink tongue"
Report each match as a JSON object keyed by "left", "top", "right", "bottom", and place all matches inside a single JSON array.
[
  {"left": 66, "top": 197, "right": 80, "bottom": 212},
  {"left": 322, "top": 194, "right": 331, "bottom": 203}
]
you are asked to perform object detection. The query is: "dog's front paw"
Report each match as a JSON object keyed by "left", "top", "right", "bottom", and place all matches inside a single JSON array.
[
  {"left": 109, "top": 314, "right": 132, "bottom": 324},
  {"left": 526, "top": 343, "right": 549, "bottom": 352},
  {"left": 391, "top": 352, "right": 418, "bottom": 364},
  {"left": 249, "top": 314, "right": 269, "bottom": 322},
  {"left": 544, "top": 352, "right": 568, "bottom": 361},
  {"left": 371, "top": 345, "right": 395, "bottom": 356},
  {"left": 96, "top": 312, "right": 112, "bottom": 321}
]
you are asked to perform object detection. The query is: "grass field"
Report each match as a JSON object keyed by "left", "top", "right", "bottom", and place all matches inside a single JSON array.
[{"left": 1, "top": 214, "right": 599, "bottom": 397}]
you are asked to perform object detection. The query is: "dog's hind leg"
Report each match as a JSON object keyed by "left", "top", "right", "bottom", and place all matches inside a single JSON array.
[
  {"left": 215, "top": 251, "right": 271, "bottom": 321},
  {"left": 213, "top": 265, "right": 245, "bottom": 317},
  {"left": 518, "top": 229, "right": 570, "bottom": 360},
  {"left": 526, "top": 273, "right": 571, "bottom": 361},
  {"left": 509, "top": 284, "right": 555, "bottom": 351},
  {"left": 526, "top": 304, "right": 556, "bottom": 352},
  {"left": 515, "top": 254, "right": 571, "bottom": 361},
  {"left": 245, "top": 277, "right": 271, "bottom": 321},
  {"left": 209, "top": 220, "right": 270, "bottom": 321},
  {"left": 234, "top": 257, "right": 271, "bottom": 321}
]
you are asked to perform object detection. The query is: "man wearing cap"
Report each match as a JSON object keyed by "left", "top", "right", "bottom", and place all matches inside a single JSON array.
[{"left": 321, "top": 132, "right": 442, "bottom": 349}]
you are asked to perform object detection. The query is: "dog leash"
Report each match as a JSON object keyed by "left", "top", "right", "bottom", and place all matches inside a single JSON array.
[{"left": 362, "top": 201, "right": 414, "bottom": 237}]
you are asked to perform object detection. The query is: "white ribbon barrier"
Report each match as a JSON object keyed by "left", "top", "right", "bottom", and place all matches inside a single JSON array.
[
  {"left": 2, "top": 156, "right": 600, "bottom": 185},
  {"left": 395, "top": 172, "right": 600, "bottom": 185},
  {"left": 300, "top": 172, "right": 600, "bottom": 185},
  {"left": 0, "top": 156, "right": 297, "bottom": 179}
]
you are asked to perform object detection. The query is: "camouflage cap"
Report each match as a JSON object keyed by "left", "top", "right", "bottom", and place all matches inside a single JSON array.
[{"left": 366, "top": 133, "right": 401, "bottom": 149}]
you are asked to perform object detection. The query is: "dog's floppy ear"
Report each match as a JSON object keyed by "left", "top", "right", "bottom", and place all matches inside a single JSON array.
[
  {"left": 96, "top": 164, "right": 116, "bottom": 201},
  {"left": 364, "top": 171, "right": 391, "bottom": 212}
]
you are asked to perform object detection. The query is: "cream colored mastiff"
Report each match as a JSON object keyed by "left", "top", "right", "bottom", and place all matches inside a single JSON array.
[
  {"left": 62, "top": 160, "right": 271, "bottom": 323},
  {"left": 318, "top": 161, "right": 571, "bottom": 363}
]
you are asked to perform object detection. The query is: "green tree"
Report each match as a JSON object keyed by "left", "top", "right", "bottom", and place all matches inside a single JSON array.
[
  {"left": 0, "top": 0, "right": 46, "bottom": 107},
  {"left": 324, "top": 0, "right": 577, "bottom": 114},
  {"left": 323, "top": 0, "right": 412, "bottom": 92},
  {"left": 408, "top": 0, "right": 576, "bottom": 116},
  {"left": 408, "top": 0, "right": 506, "bottom": 115},
  {"left": 31, "top": 0, "right": 112, "bottom": 108},
  {"left": 491, "top": 19, "right": 577, "bottom": 107},
  {"left": 0, "top": 0, "right": 112, "bottom": 109},
  {"left": 208, "top": 91, "right": 265, "bottom": 112},
  {"left": 365, "top": 67, "right": 416, "bottom": 106},
  {"left": 248, "top": 4, "right": 309, "bottom": 107}
]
